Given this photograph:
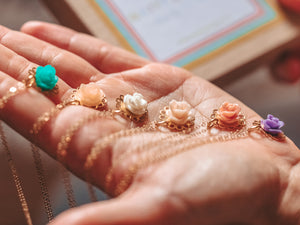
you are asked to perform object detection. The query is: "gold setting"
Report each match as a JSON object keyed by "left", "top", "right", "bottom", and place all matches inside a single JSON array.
[
  {"left": 157, "top": 106, "right": 195, "bottom": 132},
  {"left": 24, "top": 67, "right": 59, "bottom": 95},
  {"left": 207, "top": 109, "right": 246, "bottom": 131},
  {"left": 67, "top": 88, "right": 108, "bottom": 110}
]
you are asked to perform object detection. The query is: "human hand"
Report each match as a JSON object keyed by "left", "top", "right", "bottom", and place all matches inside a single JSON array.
[{"left": 0, "top": 21, "right": 298, "bottom": 225}]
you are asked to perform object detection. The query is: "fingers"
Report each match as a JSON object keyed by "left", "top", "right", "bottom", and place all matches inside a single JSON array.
[
  {"left": 0, "top": 70, "right": 126, "bottom": 188},
  {"left": 21, "top": 21, "right": 150, "bottom": 74},
  {"left": 0, "top": 44, "right": 69, "bottom": 103},
  {"left": 0, "top": 71, "right": 55, "bottom": 134},
  {"left": 0, "top": 25, "right": 103, "bottom": 87}
]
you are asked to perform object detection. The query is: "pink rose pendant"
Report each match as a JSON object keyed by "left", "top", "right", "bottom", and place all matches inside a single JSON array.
[{"left": 207, "top": 102, "right": 245, "bottom": 131}]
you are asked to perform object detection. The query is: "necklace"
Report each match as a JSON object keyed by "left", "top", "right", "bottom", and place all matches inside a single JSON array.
[
  {"left": 30, "top": 143, "right": 54, "bottom": 221},
  {"left": 0, "top": 122, "right": 33, "bottom": 225},
  {"left": 114, "top": 125, "right": 248, "bottom": 196}
]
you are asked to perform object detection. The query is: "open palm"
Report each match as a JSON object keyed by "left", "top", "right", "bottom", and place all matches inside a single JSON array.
[{"left": 0, "top": 22, "right": 299, "bottom": 225}]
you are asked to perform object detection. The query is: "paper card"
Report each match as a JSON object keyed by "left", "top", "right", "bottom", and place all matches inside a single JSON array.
[{"left": 91, "top": 0, "right": 277, "bottom": 67}]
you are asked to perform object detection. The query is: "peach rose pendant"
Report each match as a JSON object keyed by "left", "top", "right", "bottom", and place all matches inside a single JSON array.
[
  {"left": 207, "top": 102, "right": 245, "bottom": 131},
  {"left": 114, "top": 93, "right": 148, "bottom": 123},
  {"left": 157, "top": 100, "right": 195, "bottom": 132},
  {"left": 68, "top": 83, "right": 107, "bottom": 110}
]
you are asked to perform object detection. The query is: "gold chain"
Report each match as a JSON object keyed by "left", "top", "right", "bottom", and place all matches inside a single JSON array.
[
  {"left": 31, "top": 108, "right": 113, "bottom": 208},
  {"left": 0, "top": 82, "right": 26, "bottom": 109},
  {"left": 104, "top": 121, "right": 206, "bottom": 193},
  {"left": 87, "top": 183, "right": 98, "bottom": 202},
  {"left": 57, "top": 110, "right": 113, "bottom": 162},
  {"left": 30, "top": 143, "right": 54, "bottom": 221},
  {"left": 30, "top": 103, "right": 65, "bottom": 135},
  {"left": 59, "top": 164, "right": 77, "bottom": 208},
  {"left": 104, "top": 131, "right": 178, "bottom": 192},
  {"left": 84, "top": 122, "right": 157, "bottom": 183},
  {"left": 0, "top": 122, "right": 33, "bottom": 225},
  {"left": 30, "top": 106, "right": 114, "bottom": 208},
  {"left": 29, "top": 103, "right": 78, "bottom": 209},
  {"left": 114, "top": 125, "right": 248, "bottom": 195},
  {"left": 56, "top": 110, "right": 114, "bottom": 204}
]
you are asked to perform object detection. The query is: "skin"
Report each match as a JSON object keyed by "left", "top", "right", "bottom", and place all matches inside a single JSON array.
[{"left": 0, "top": 21, "right": 298, "bottom": 225}]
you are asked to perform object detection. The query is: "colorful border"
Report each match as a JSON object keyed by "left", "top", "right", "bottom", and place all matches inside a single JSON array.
[{"left": 91, "top": 0, "right": 277, "bottom": 67}]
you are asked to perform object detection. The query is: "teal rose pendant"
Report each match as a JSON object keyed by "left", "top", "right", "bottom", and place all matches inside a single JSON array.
[{"left": 25, "top": 65, "right": 59, "bottom": 94}]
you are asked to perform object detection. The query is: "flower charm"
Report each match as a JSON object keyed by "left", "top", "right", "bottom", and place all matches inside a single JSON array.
[
  {"left": 166, "top": 100, "right": 194, "bottom": 125},
  {"left": 248, "top": 114, "right": 285, "bottom": 141},
  {"left": 123, "top": 93, "right": 148, "bottom": 116},
  {"left": 216, "top": 102, "right": 241, "bottom": 124},
  {"left": 35, "top": 65, "right": 58, "bottom": 91},
  {"left": 261, "top": 114, "right": 284, "bottom": 135},
  {"left": 158, "top": 100, "right": 195, "bottom": 132},
  {"left": 208, "top": 102, "right": 245, "bottom": 130},
  {"left": 115, "top": 93, "right": 148, "bottom": 122},
  {"left": 74, "top": 83, "right": 106, "bottom": 108}
]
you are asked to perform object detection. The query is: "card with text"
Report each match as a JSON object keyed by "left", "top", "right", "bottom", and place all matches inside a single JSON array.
[{"left": 91, "top": 0, "right": 278, "bottom": 67}]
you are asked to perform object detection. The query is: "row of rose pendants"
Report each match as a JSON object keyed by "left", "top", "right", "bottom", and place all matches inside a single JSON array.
[{"left": 24, "top": 65, "right": 286, "bottom": 140}]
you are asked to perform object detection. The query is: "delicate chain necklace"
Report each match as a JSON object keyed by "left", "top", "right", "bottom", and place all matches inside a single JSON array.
[
  {"left": 0, "top": 122, "right": 33, "bottom": 225},
  {"left": 104, "top": 121, "right": 206, "bottom": 193},
  {"left": 114, "top": 125, "right": 248, "bottom": 196},
  {"left": 56, "top": 110, "right": 115, "bottom": 203},
  {"left": 31, "top": 108, "right": 114, "bottom": 208},
  {"left": 30, "top": 143, "right": 54, "bottom": 221},
  {"left": 59, "top": 164, "right": 77, "bottom": 208}
]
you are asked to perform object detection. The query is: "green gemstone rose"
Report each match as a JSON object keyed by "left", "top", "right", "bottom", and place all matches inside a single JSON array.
[{"left": 35, "top": 65, "right": 58, "bottom": 91}]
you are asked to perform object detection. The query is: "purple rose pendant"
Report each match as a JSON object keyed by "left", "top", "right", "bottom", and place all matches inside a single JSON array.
[
  {"left": 261, "top": 114, "right": 284, "bottom": 135},
  {"left": 248, "top": 114, "right": 285, "bottom": 141}
]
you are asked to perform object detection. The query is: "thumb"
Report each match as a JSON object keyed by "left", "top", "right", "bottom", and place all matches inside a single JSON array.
[
  {"left": 48, "top": 187, "right": 175, "bottom": 225},
  {"left": 278, "top": 0, "right": 300, "bottom": 13}
]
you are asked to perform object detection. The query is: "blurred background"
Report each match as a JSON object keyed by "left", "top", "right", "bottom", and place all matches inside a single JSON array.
[{"left": 0, "top": 0, "right": 299, "bottom": 224}]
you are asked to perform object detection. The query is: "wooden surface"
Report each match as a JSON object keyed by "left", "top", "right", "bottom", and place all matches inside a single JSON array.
[{"left": 42, "top": 0, "right": 300, "bottom": 82}]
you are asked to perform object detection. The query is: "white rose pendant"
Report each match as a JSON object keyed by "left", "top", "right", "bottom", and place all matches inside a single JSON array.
[{"left": 115, "top": 92, "right": 148, "bottom": 123}]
